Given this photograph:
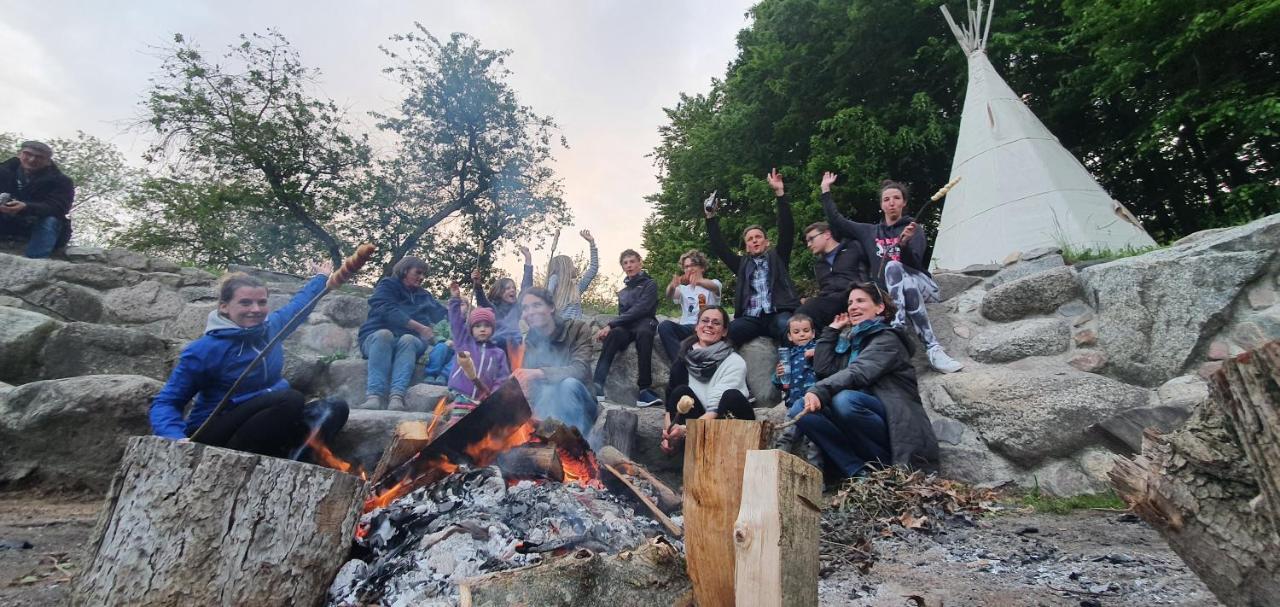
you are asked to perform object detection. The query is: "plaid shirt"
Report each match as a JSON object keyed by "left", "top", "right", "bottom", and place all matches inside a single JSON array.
[{"left": 746, "top": 256, "right": 774, "bottom": 317}]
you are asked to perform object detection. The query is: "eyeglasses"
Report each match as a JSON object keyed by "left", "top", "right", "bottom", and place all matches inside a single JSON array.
[
  {"left": 805, "top": 232, "right": 827, "bottom": 244},
  {"left": 697, "top": 317, "right": 724, "bottom": 327}
]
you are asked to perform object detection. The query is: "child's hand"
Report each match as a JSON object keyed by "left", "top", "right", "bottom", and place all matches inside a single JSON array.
[
  {"left": 805, "top": 349, "right": 814, "bottom": 359},
  {"left": 776, "top": 363, "right": 785, "bottom": 378}
]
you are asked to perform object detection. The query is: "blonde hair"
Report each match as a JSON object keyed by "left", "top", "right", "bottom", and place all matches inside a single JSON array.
[{"left": 547, "top": 255, "right": 580, "bottom": 311}]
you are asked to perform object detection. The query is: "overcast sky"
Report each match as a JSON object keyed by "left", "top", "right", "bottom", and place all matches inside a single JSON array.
[{"left": 0, "top": 0, "right": 755, "bottom": 284}]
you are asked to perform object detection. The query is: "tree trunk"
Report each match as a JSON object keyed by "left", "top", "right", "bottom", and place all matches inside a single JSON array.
[
  {"left": 1110, "top": 341, "right": 1280, "bottom": 606},
  {"left": 734, "top": 449, "right": 822, "bottom": 607},
  {"left": 72, "top": 436, "right": 365, "bottom": 607},
  {"left": 458, "top": 537, "right": 692, "bottom": 607}
]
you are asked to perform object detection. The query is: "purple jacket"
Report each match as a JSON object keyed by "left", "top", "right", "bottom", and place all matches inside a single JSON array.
[{"left": 447, "top": 297, "right": 511, "bottom": 399}]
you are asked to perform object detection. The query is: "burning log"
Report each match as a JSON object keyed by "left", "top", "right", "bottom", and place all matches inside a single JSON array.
[
  {"left": 602, "top": 409, "right": 638, "bottom": 458},
  {"left": 683, "top": 419, "right": 771, "bottom": 607},
  {"left": 496, "top": 445, "right": 564, "bottom": 482},
  {"left": 598, "top": 445, "right": 681, "bottom": 513},
  {"left": 733, "top": 449, "right": 822, "bottom": 607},
  {"left": 370, "top": 420, "right": 432, "bottom": 484},
  {"left": 534, "top": 417, "right": 603, "bottom": 487},
  {"left": 72, "top": 437, "right": 363, "bottom": 607},
  {"left": 457, "top": 537, "right": 693, "bottom": 607}
]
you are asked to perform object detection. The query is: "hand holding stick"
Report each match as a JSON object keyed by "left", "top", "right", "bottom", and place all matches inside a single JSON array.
[
  {"left": 455, "top": 350, "right": 490, "bottom": 399},
  {"left": 326, "top": 243, "right": 376, "bottom": 290}
]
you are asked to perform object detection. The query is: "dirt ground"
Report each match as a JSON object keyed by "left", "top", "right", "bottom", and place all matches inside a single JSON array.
[{"left": 1, "top": 492, "right": 1221, "bottom": 607}]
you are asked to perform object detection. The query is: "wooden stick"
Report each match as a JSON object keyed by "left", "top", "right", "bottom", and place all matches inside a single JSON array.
[
  {"left": 733, "top": 449, "right": 823, "bottom": 607},
  {"left": 601, "top": 461, "right": 682, "bottom": 537},
  {"left": 598, "top": 445, "right": 681, "bottom": 513},
  {"left": 774, "top": 410, "right": 808, "bottom": 430}
]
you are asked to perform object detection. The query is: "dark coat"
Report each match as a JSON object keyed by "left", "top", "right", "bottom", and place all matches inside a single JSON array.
[
  {"left": 523, "top": 318, "right": 595, "bottom": 385},
  {"left": 814, "top": 238, "right": 869, "bottom": 297},
  {"left": 0, "top": 157, "right": 74, "bottom": 218},
  {"left": 609, "top": 270, "right": 658, "bottom": 328},
  {"left": 357, "top": 276, "right": 447, "bottom": 348},
  {"left": 809, "top": 323, "right": 939, "bottom": 470},
  {"left": 821, "top": 191, "right": 930, "bottom": 289},
  {"left": 707, "top": 195, "right": 800, "bottom": 317}
]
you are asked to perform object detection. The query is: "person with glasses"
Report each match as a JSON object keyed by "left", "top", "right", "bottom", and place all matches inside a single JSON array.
[
  {"left": 817, "top": 172, "right": 964, "bottom": 373},
  {"left": 799, "top": 283, "right": 940, "bottom": 478},
  {"left": 657, "top": 249, "right": 722, "bottom": 363},
  {"left": 660, "top": 306, "right": 754, "bottom": 454},
  {"left": 795, "top": 221, "right": 868, "bottom": 329}
]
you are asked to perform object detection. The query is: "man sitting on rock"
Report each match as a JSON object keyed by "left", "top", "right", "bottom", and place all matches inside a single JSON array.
[
  {"left": 591, "top": 248, "right": 662, "bottom": 407},
  {"left": 796, "top": 221, "right": 868, "bottom": 328},
  {"left": 705, "top": 169, "right": 799, "bottom": 346},
  {"left": 513, "top": 287, "right": 598, "bottom": 437},
  {"left": 0, "top": 141, "right": 74, "bottom": 259}
]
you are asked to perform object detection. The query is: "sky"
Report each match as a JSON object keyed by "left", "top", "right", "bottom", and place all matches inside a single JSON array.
[{"left": 0, "top": 0, "right": 756, "bottom": 284}]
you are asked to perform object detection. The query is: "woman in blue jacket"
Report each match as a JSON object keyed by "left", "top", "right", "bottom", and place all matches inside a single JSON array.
[
  {"left": 356, "top": 256, "right": 447, "bottom": 410},
  {"left": 149, "top": 263, "right": 348, "bottom": 458}
]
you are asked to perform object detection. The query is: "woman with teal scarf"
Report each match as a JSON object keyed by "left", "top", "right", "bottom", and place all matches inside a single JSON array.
[{"left": 800, "top": 282, "right": 940, "bottom": 478}]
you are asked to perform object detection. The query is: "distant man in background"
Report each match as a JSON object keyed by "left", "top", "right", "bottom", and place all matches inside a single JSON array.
[
  {"left": 0, "top": 141, "right": 74, "bottom": 258},
  {"left": 592, "top": 249, "right": 662, "bottom": 407}
]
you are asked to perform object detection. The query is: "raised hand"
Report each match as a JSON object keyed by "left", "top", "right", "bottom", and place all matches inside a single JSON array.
[
  {"left": 702, "top": 191, "right": 718, "bottom": 219},
  {"left": 830, "top": 312, "right": 851, "bottom": 330},
  {"left": 579, "top": 229, "right": 594, "bottom": 242},
  {"left": 519, "top": 245, "right": 532, "bottom": 263},
  {"left": 821, "top": 171, "right": 838, "bottom": 193},
  {"left": 767, "top": 168, "right": 785, "bottom": 197},
  {"left": 471, "top": 268, "right": 482, "bottom": 284}
]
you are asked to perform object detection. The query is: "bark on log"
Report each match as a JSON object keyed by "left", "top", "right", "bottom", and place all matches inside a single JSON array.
[
  {"left": 1110, "top": 341, "right": 1280, "bottom": 606},
  {"left": 598, "top": 445, "right": 681, "bottom": 513},
  {"left": 496, "top": 445, "right": 564, "bottom": 482},
  {"left": 602, "top": 409, "right": 638, "bottom": 458},
  {"left": 734, "top": 449, "right": 822, "bottom": 607},
  {"left": 72, "top": 436, "right": 365, "bottom": 607},
  {"left": 458, "top": 537, "right": 693, "bottom": 607},
  {"left": 683, "top": 419, "right": 770, "bottom": 607},
  {"left": 370, "top": 420, "right": 432, "bottom": 484}
]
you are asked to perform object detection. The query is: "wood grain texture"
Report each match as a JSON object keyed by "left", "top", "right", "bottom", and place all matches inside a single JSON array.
[
  {"left": 370, "top": 420, "right": 432, "bottom": 483},
  {"left": 733, "top": 449, "right": 822, "bottom": 607},
  {"left": 72, "top": 436, "right": 365, "bottom": 607},
  {"left": 682, "top": 419, "right": 769, "bottom": 607},
  {"left": 598, "top": 445, "right": 681, "bottom": 513}
]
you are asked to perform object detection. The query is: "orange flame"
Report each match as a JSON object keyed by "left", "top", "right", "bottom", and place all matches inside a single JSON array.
[
  {"left": 306, "top": 433, "right": 365, "bottom": 479},
  {"left": 423, "top": 395, "right": 452, "bottom": 439},
  {"left": 465, "top": 420, "right": 536, "bottom": 467},
  {"left": 507, "top": 343, "right": 525, "bottom": 372},
  {"left": 361, "top": 454, "right": 460, "bottom": 513},
  {"left": 558, "top": 446, "right": 603, "bottom": 489}
]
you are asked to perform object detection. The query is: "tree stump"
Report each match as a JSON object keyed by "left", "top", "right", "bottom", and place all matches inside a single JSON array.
[
  {"left": 734, "top": 449, "right": 822, "bottom": 607},
  {"left": 72, "top": 436, "right": 365, "bottom": 607},
  {"left": 683, "top": 419, "right": 769, "bottom": 607},
  {"left": 1110, "top": 341, "right": 1280, "bottom": 606}
]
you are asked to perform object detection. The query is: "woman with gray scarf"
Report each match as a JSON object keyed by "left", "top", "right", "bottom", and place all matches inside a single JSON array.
[{"left": 660, "top": 306, "right": 754, "bottom": 453}]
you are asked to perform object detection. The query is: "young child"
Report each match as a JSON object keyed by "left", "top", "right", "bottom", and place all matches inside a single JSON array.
[
  {"left": 445, "top": 283, "right": 511, "bottom": 427},
  {"left": 773, "top": 314, "right": 822, "bottom": 463}
]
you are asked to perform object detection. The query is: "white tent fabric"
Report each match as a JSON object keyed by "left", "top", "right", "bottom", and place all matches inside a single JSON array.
[{"left": 931, "top": 1, "right": 1156, "bottom": 270}]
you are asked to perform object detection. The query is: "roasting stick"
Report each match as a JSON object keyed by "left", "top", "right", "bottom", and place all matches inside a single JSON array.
[
  {"left": 775, "top": 409, "right": 808, "bottom": 430},
  {"left": 189, "top": 244, "right": 377, "bottom": 442},
  {"left": 875, "top": 175, "right": 963, "bottom": 282},
  {"left": 454, "top": 350, "right": 490, "bottom": 400}
]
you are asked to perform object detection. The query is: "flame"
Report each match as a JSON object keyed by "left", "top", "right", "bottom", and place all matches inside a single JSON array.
[
  {"left": 354, "top": 521, "right": 369, "bottom": 541},
  {"left": 305, "top": 433, "right": 365, "bottom": 478},
  {"left": 464, "top": 420, "right": 536, "bottom": 467},
  {"left": 422, "top": 395, "right": 451, "bottom": 439},
  {"left": 507, "top": 343, "right": 525, "bottom": 371},
  {"left": 558, "top": 446, "right": 603, "bottom": 489}
]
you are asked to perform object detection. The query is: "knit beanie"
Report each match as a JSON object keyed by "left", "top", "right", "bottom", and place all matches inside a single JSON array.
[{"left": 469, "top": 307, "right": 496, "bottom": 327}]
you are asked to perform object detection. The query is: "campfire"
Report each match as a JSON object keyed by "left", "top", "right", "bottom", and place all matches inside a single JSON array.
[{"left": 313, "top": 379, "right": 682, "bottom": 605}]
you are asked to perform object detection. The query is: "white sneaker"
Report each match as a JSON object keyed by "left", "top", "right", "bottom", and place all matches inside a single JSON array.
[{"left": 927, "top": 345, "right": 964, "bottom": 373}]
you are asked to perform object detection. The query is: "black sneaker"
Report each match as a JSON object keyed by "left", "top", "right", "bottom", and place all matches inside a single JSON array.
[
  {"left": 635, "top": 388, "right": 662, "bottom": 408},
  {"left": 594, "top": 383, "right": 606, "bottom": 402}
]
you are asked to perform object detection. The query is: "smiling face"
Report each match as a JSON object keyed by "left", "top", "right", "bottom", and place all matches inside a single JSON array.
[
  {"left": 695, "top": 307, "right": 729, "bottom": 346},
  {"left": 621, "top": 254, "right": 643, "bottom": 278},
  {"left": 520, "top": 293, "right": 555, "bottom": 334},
  {"left": 880, "top": 187, "right": 906, "bottom": 223},
  {"left": 500, "top": 279, "right": 518, "bottom": 304},
  {"left": 401, "top": 267, "right": 426, "bottom": 290},
  {"left": 743, "top": 228, "right": 769, "bottom": 255},
  {"left": 847, "top": 287, "right": 886, "bottom": 325},
  {"left": 219, "top": 286, "right": 270, "bottom": 328}
]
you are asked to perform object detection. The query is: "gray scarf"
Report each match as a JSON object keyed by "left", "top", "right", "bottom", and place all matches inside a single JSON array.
[{"left": 684, "top": 341, "right": 733, "bottom": 382}]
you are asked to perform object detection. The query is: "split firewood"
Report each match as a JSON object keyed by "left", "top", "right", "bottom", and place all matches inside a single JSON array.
[
  {"left": 370, "top": 420, "right": 433, "bottom": 484},
  {"left": 496, "top": 445, "right": 564, "bottom": 482},
  {"left": 597, "top": 445, "right": 680, "bottom": 513},
  {"left": 733, "top": 449, "right": 822, "bottom": 607}
]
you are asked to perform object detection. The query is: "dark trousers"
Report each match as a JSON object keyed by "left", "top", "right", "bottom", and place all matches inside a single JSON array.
[
  {"left": 795, "top": 294, "right": 847, "bottom": 331},
  {"left": 728, "top": 311, "right": 792, "bottom": 346},
  {"left": 593, "top": 317, "right": 657, "bottom": 389},
  {"left": 195, "top": 390, "right": 348, "bottom": 460},
  {"left": 656, "top": 320, "right": 694, "bottom": 363},
  {"left": 664, "top": 384, "right": 755, "bottom": 426},
  {"left": 795, "top": 389, "right": 890, "bottom": 478}
]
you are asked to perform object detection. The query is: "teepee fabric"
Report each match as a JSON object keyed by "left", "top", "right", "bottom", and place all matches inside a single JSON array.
[{"left": 931, "top": 0, "right": 1156, "bottom": 270}]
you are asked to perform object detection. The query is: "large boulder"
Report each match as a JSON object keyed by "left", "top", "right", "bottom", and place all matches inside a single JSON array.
[
  {"left": 1089, "top": 375, "right": 1207, "bottom": 453},
  {"left": 986, "top": 253, "right": 1066, "bottom": 288},
  {"left": 926, "top": 367, "right": 1150, "bottom": 465},
  {"left": 0, "top": 306, "right": 62, "bottom": 383},
  {"left": 102, "top": 280, "right": 187, "bottom": 324},
  {"left": 51, "top": 262, "right": 137, "bottom": 290},
  {"left": 0, "top": 252, "right": 59, "bottom": 291},
  {"left": 969, "top": 317, "right": 1071, "bottom": 363},
  {"left": 39, "top": 322, "right": 178, "bottom": 381},
  {"left": 23, "top": 281, "right": 106, "bottom": 322},
  {"left": 0, "top": 374, "right": 162, "bottom": 489},
  {"left": 164, "top": 302, "right": 218, "bottom": 341},
  {"left": 318, "top": 358, "right": 369, "bottom": 405},
  {"left": 404, "top": 383, "right": 451, "bottom": 412},
  {"left": 317, "top": 294, "right": 369, "bottom": 328},
  {"left": 738, "top": 337, "right": 781, "bottom": 407},
  {"left": 980, "top": 266, "right": 1082, "bottom": 322},
  {"left": 1082, "top": 249, "right": 1271, "bottom": 386}
]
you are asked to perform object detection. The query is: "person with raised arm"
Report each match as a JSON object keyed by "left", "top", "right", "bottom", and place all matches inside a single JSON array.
[
  {"left": 818, "top": 172, "right": 963, "bottom": 373},
  {"left": 472, "top": 245, "right": 534, "bottom": 349},
  {"left": 657, "top": 249, "right": 722, "bottom": 362},
  {"left": 546, "top": 229, "right": 599, "bottom": 320},
  {"left": 704, "top": 169, "right": 799, "bottom": 346}
]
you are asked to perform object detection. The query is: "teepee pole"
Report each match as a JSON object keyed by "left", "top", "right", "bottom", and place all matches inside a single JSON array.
[{"left": 982, "top": 0, "right": 996, "bottom": 49}]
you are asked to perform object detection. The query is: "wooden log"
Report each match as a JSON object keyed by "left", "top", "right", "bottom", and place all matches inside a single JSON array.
[
  {"left": 72, "top": 436, "right": 365, "bottom": 607},
  {"left": 458, "top": 537, "right": 692, "bottom": 607},
  {"left": 683, "top": 418, "right": 770, "bottom": 607},
  {"left": 600, "top": 461, "right": 683, "bottom": 537},
  {"left": 733, "top": 449, "right": 823, "bottom": 607},
  {"left": 370, "top": 420, "right": 432, "bottom": 484},
  {"left": 1110, "top": 340, "right": 1280, "bottom": 606},
  {"left": 602, "top": 409, "right": 638, "bottom": 458},
  {"left": 598, "top": 445, "right": 681, "bottom": 513},
  {"left": 496, "top": 445, "right": 564, "bottom": 482}
]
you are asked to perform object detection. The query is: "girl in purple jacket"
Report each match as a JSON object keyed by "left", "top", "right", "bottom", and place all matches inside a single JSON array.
[{"left": 445, "top": 283, "right": 512, "bottom": 425}]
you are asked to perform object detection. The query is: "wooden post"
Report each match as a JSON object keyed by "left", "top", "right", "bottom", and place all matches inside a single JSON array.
[
  {"left": 370, "top": 420, "right": 432, "bottom": 483},
  {"left": 72, "top": 436, "right": 365, "bottom": 607},
  {"left": 683, "top": 418, "right": 769, "bottom": 607},
  {"left": 734, "top": 449, "right": 822, "bottom": 607},
  {"left": 1210, "top": 341, "right": 1280, "bottom": 535},
  {"left": 602, "top": 409, "right": 638, "bottom": 458}
]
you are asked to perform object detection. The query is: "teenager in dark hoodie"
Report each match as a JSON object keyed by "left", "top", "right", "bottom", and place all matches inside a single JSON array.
[
  {"left": 818, "top": 172, "right": 963, "bottom": 374},
  {"left": 591, "top": 249, "right": 662, "bottom": 407},
  {"left": 149, "top": 265, "right": 348, "bottom": 458}
]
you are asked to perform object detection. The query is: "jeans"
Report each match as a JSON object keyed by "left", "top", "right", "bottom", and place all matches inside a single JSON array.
[
  {"left": 425, "top": 341, "right": 455, "bottom": 380},
  {"left": 727, "top": 311, "right": 792, "bottom": 346},
  {"left": 530, "top": 377, "right": 598, "bottom": 438},
  {"left": 796, "top": 389, "right": 890, "bottom": 478},
  {"left": 0, "top": 214, "right": 62, "bottom": 259},
  {"left": 656, "top": 320, "right": 694, "bottom": 363},
  {"left": 593, "top": 317, "right": 657, "bottom": 389},
  {"left": 362, "top": 329, "right": 425, "bottom": 397}
]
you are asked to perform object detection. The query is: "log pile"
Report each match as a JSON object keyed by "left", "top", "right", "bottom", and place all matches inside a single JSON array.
[{"left": 1110, "top": 341, "right": 1280, "bottom": 605}]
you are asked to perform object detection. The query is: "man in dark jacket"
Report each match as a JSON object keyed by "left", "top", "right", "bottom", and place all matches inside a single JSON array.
[
  {"left": 796, "top": 221, "right": 867, "bottom": 328},
  {"left": 592, "top": 249, "right": 662, "bottom": 407},
  {"left": 515, "top": 287, "right": 599, "bottom": 437},
  {"left": 706, "top": 168, "right": 799, "bottom": 346},
  {"left": 0, "top": 141, "right": 75, "bottom": 258}
]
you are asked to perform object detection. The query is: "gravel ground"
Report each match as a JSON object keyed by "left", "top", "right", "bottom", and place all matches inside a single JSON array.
[{"left": 819, "top": 509, "right": 1221, "bottom": 607}]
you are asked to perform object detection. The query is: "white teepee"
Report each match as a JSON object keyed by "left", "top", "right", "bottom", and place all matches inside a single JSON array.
[{"left": 930, "top": 0, "right": 1156, "bottom": 270}]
